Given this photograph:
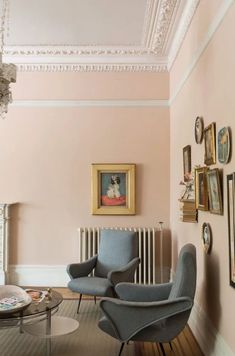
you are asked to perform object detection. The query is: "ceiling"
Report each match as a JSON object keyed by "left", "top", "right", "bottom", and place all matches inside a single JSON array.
[{"left": 3, "top": 0, "right": 199, "bottom": 72}]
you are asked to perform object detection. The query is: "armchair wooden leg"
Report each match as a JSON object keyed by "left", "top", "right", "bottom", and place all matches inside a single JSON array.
[
  {"left": 118, "top": 342, "right": 125, "bottom": 356},
  {"left": 77, "top": 293, "right": 82, "bottom": 314},
  {"left": 94, "top": 296, "right": 96, "bottom": 304},
  {"left": 159, "top": 342, "right": 166, "bottom": 356}
]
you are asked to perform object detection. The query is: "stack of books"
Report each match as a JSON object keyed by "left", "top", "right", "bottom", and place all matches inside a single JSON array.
[{"left": 179, "top": 199, "right": 197, "bottom": 223}]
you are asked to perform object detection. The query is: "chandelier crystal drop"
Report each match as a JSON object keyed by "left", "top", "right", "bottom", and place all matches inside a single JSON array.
[{"left": 0, "top": 0, "right": 16, "bottom": 118}]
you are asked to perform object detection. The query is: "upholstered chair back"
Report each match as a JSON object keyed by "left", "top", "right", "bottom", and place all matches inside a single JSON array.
[
  {"left": 95, "top": 229, "right": 138, "bottom": 278},
  {"left": 168, "top": 243, "right": 196, "bottom": 300}
]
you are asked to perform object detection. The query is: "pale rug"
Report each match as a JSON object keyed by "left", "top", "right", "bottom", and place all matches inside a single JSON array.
[{"left": 0, "top": 300, "right": 136, "bottom": 356}]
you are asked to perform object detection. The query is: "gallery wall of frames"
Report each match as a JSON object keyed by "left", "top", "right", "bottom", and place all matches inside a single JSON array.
[{"left": 180, "top": 117, "right": 235, "bottom": 288}]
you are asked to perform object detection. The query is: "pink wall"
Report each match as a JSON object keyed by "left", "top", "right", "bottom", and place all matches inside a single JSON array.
[
  {"left": 0, "top": 89, "right": 170, "bottom": 265},
  {"left": 13, "top": 71, "right": 169, "bottom": 100},
  {"left": 170, "top": 1, "right": 235, "bottom": 354},
  {"left": 170, "top": 0, "right": 223, "bottom": 95}
]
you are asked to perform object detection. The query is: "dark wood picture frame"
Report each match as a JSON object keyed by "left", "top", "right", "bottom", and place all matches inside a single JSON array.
[{"left": 227, "top": 173, "right": 235, "bottom": 288}]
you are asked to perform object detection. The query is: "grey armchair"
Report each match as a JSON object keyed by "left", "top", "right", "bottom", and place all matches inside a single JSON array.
[
  {"left": 98, "top": 243, "right": 196, "bottom": 356},
  {"left": 67, "top": 229, "right": 140, "bottom": 313}
]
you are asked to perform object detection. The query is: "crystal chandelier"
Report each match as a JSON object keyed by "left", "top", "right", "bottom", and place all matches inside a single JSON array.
[{"left": 0, "top": 0, "right": 16, "bottom": 118}]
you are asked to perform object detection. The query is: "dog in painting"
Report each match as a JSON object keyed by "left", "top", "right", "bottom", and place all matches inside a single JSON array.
[{"left": 107, "top": 175, "right": 121, "bottom": 198}]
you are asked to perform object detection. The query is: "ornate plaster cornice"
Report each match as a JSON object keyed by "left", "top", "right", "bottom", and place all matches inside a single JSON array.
[
  {"left": 168, "top": 0, "right": 200, "bottom": 69},
  {"left": 15, "top": 63, "right": 168, "bottom": 73},
  {"left": 141, "top": 0, "right": 157, "bottom": 47},
  {"left": 3, "top": 0, "right": 200, "bottom": 73},
  {"left": 4, "top": 46, "right": 151, "bottom": 57},
  {"left": 151, "top": 0, "right": 178, "bottom": 54}
]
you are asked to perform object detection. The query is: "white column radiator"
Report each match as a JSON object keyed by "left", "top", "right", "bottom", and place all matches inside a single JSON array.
[{"left": 78, "top": 227, "right": 159, "bottom": 284}]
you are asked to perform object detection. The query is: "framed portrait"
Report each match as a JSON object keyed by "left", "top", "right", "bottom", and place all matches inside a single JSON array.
[
  {"left": 183, "top": 145, "right": 191, "bottom": 181},
  {"left": 91, "top": 163, "right": 136, "bottom": 215},
  {"left": 218, "top": 127, "right": 231, "bottom": 164},
  {"left": 194, "top": 116, "right": 204, "bottom": 144},
  {"left": 195, "top": 167, "right": 209, "bottom": 211},
  {"left": 204, "top": 122, "right": 216, "bottom": 165},
  {"left": 227, "top": 173, "right": 235, "bottom": 287},
  {"left": 206, "top": 168, "right": 223, "bottom": 215},
  {"left": 201, "top": 223, "right": 212, "bottom": 254}
]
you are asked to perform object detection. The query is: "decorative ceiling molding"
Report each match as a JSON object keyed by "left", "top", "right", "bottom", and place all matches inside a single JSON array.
[
  {"left": 151, "top": 0, "right": 178, "bottom": 54},
  {"left": 4, "top": 46, "right": 151, "bottom": 57},
  {"left": 15, "top": 63, "right": 168, "bottom": 73},
  {"left": 168, "top": 0, "right": 200, "bottom": 69},
  {"left": 141, "top": 0, "right": 158, "bottom": 47},
  {"left": 4, "top": 0, "right": 200, "bottom": 72}
]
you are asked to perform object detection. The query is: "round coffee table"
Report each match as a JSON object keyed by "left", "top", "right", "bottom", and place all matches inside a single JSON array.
[{"left": 0, "top": 289, "right": 79, "bottom": 356}]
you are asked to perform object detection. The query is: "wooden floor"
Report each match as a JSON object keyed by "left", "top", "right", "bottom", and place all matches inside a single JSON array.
[
  {"left": 53, "top": 287, "right": 204, "bottom": 356},
  {"left": 133, "top": 325, "right": 203, "bottom": 355},
  {"left": 54, "top": 287, "right": 88, "bottom": 299}
]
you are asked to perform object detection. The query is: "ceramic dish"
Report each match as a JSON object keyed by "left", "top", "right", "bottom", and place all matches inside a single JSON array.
[{"left": 0, "top": 285, "right": 32, "bottom": 314}]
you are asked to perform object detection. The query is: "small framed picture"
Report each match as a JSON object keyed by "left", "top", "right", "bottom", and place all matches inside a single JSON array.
[
  {"left": 207, "top": 168, "right": 223, "bottom": 215},
  {"left": 195, "top": 167, "right": 209, "bottom": 211},
  {"left": 183, "top": 145, "right": 191, "bottom": 181},
  {"left": 204, "top": 123, "right": 216, "bottom": 165},
  {"left": 194, "top": 116, "right": 204, "bottom": 144},
  {"left": 202, "top": 223, "right": 212, "bottom": 254},
  {"left": 218, "top": 127, "right": 231, "bottom": 164},
  {"left": 91, "top": 163, "right": 136, "bottom": 215}
]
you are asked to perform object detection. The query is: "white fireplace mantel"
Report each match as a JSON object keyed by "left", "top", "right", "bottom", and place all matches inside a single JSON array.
[{"left": 0, "top": 203, "right": 14, "bottom": 285}]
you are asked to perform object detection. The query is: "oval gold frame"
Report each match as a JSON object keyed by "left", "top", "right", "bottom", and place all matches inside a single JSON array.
[
  {"left": 201, "top": 222, "right": 212, "bottom": 254},
  {"left": 194, "top": 116, "right": 204, "bottom": 144}
]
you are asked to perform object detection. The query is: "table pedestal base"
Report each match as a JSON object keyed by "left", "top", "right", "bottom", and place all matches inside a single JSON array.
[{"left": 23, "top": 316, "right": 79, "bottom": 356}]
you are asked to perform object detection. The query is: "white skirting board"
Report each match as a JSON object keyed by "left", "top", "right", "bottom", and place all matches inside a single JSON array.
[
  {"left": 170, "top": 269, "right": 233, "bottom": 356},
  {"left": 9, "top": 264, "right": 170, "bottom": 287},
  {"left": 9, "top": 265, "right": 70, "bottom": 287},
  {"left": 189, "top": 300, "right": 234, "bottom": 356}
]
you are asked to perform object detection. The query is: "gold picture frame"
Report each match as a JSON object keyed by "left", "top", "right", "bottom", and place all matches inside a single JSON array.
[
  {"left": 207, "top": 168, "right": 223, "bottom": 215},
  {"left": 195, "top": 166, "right": 209, "bottom": 211},
  {"left": 91, "top": 163, "right": 136, "bottom": 215},
  {"left": 204, "top": 122, "right": 216, "bottom": 165},
  {"left": 218, "top": 126, "right": 231, "bottom": 164}
]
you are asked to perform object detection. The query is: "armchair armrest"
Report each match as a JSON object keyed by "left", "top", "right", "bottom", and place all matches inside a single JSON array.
[
  {"left": 66, "top": 255, "right": 98, "bottom": 279},
  {"left": 115, "top": 282, "right": 173, "bottom": 302},
  {"left": 99, "top": 296, "right": 193, "bottom": 342},
  {"left": 107, "top": 257, "right": 140, "bottom": 285}
]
